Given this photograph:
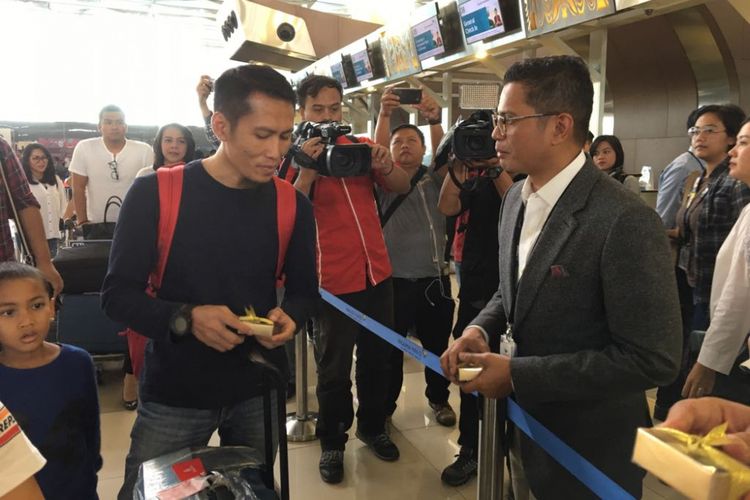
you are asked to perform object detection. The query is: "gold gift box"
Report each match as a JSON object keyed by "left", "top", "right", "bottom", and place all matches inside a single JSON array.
[{"left": 632, "top": 425, "right": 750, "bottom": 500}]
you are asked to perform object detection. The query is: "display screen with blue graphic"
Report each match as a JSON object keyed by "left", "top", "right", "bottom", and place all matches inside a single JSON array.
[
  {"left": 459, "top": 0, "right": 505, "bottom": 45},
  {"left": 352, "top": 50, "right": 374, "bottom": 83},
  {"left": 330, "top": 61, "right": 349, "bottom": 89},
  {"left": 411, "top": 16, "right": 446, "bottom": 61}
]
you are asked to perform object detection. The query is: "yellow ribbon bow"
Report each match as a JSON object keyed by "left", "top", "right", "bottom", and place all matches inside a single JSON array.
[{"left": 655, "top": 424, "right": 750, "bottom": 499}]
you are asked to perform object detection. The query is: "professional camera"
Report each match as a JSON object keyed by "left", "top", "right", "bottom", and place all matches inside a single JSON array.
[
  {"left": 451, "top": 110, "right": 496, "bottom": 161},
  {"left": 291, "top": 121, "right": 371, "bottom": 177}
]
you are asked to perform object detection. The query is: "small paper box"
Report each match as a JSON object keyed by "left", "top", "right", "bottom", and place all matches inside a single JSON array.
[{"left": 632, "top": 427, "right": 750, "bottom": 500}]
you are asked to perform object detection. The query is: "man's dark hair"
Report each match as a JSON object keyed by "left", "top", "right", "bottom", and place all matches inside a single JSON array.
[
  {"left": 213, "top": 65, "right": 296, "bottom": 127},
  {"left": 296, "top": 75, "right": 343, "bottom": 109},
  {"left": 99, "top": 104, "right": 124, "bottom": 122},
  {"left": 694, "top": 104, "right": 747, "bottom": 140},
  {"left": 503, "top": 56, "right": 593, "bottom": 145},
  {"left": 152, "top": 123, "right": 196, "bottom": 168},
  {"left": 590, "top": 135, "right": 625, "bottom": 170},
  {"left": 391, "top": 124, "right": 425, "bottom": 146}
]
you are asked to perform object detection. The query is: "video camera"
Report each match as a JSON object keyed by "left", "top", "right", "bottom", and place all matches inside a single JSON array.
[
  {"left": 291, "top": 121, "right": 371, "bottom": 178},
  {"left": 451, "top": 111, "right": 496, "bottom": 161}
]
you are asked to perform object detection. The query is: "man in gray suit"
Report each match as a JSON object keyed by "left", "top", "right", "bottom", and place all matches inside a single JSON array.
[{"left": 441, "top": 56, "right": 682, "bottom": 499}]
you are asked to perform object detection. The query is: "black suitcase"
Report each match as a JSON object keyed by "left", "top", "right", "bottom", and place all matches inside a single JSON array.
[
  {"left": 53, "top": 239, "right": 112, "bottom": 294},
  {"left": 54, "top": 293, "right": 126, "bottom": 355}
]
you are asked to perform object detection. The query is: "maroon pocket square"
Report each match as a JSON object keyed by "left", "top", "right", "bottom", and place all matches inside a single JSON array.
[{"left": 550, "top": 265, "right": 569, "bottom": 279}]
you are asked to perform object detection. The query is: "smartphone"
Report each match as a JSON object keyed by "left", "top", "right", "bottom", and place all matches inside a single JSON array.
[{"left": 392, "top": 88, "right": 422, "bottom": 105}]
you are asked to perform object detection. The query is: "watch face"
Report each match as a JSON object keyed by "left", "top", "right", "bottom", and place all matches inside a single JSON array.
[{"left": 173, "top": 315, "right": 189, "bottom": 334}]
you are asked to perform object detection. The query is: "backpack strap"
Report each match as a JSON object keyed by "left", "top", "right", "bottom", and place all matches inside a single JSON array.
[
  {"left": 273, "top": 176, "right": 297, "bottom": 288},
  {"left": 150, "top": 165, "right": 184, "bottom": 292}
]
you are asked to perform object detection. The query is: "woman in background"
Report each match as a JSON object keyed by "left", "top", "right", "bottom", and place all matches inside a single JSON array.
[
  {"left": 21, "top": 144, "right": 66, "bottom": 257},
  {"left": 683, "top": 116, "right": 750, "bottom": 404},
  {"left": 136, "top": 123, "right": 195, "bottom": 178},
  {"left": 591, "top": 134, "right": 641, "bottom": 194},
  {"left": 125, "top": 123, "right": 195, "bottom": 410}
]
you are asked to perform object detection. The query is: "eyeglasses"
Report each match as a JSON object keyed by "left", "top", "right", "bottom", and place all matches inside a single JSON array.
[
  {"left": 688, "top": 126, "right": 726, "bottom": 137},
  {"left": 108, "top": 160, "right": 119, "bottom": 180},
  {"left": 30, "top": 155, "right": 48, "bottom": 162},
  {"left": 492, "top": 112, "right": 559, "bottom": 137}
]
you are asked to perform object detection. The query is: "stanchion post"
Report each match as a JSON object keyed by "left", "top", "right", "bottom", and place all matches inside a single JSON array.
[
  {"left": 285, "top": 327, "right": 318, "bottom": 442},
  {"left": 477, "top": 396, "right": 503, "bottom": 500}
]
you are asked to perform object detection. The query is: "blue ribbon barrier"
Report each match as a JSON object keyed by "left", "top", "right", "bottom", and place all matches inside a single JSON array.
[{"left": 319, "top": 288, "right": 635, "bottom": 500}]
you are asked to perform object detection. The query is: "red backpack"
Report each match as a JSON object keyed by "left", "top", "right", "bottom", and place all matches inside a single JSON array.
[{"left": 125, "top": 165, "right": 297, "bottom": 377}]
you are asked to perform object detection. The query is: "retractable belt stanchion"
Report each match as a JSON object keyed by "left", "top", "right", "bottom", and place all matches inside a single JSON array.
[
  {"left": 477, "top": 396, "right": 503, "bottom": 500},
  {"left": 286, "top": 324, "right": 318, "bottom": 442},
  {"left": 317, "top": 288, "right": 635, "bottom": 500}
]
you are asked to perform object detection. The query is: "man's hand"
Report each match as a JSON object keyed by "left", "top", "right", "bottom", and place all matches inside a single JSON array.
[
  {"left": 457, "top": 351, "right": 513, "bottom": 399},
  {"left": 662, "top": 398, "right": 750, "bottom": 470},
  {"left": 252, "top": 307, "right": 296, "bottom": 349},
  {"left": 415, "top": 89, "right": 441, "bottom": 123},
  {"left": 370, "top": 144, "right": 394, "bottom": 173},
  {"left": 191, "top": 305, "right": 245, "bottom": 352},
  {"left": 196, "top": 75, "right": 213, "bottom": 104},
  {"left": 682, "top": 362, "right": 717, "bottom": 399},
  {"left": 299, "top": 137, "right": 325, "bottom": 161},
  {"left": 440, "top": 326, "right": 490, "bottom": 383},
  {"left": 37, "top": 260, "right": 63, "bottom": 297},
  {"left": 379, "top": 86, "right": 401, "bottom": 118}
]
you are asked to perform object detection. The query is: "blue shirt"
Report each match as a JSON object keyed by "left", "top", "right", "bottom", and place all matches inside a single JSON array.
[
  {"left": 656, "top": 151, "right": 704, "bottom": 228},
  {"left": 0, "top": 344, "right": 101, "bottom": 500}
]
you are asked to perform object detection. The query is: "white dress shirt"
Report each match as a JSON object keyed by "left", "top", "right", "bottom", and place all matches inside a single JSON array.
[
  {"left": 698, "top": 204, "right": 750, "bottom": 374},
  {"left": 517, "top": 152, "right": 586, "bottom": 281}
]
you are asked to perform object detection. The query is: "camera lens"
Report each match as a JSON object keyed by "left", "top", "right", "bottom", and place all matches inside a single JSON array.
[{"left": 467, "top": 135, "right": 486, "bottom": 152}]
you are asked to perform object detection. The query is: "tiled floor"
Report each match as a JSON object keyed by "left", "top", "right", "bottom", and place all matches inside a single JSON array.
[{"left": 95, "top": 344, "right": 687, "bottom": 500}]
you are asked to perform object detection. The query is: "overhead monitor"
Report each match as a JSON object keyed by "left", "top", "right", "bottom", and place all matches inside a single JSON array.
[
  {"left": 330, "top": 61, "right": 349, "bottom": 89},
  {"left": 380, "top": 28, "right": 422, "bottom": 80},
  {"left": 351, "top": 49, "right": 374, "bottom": 83},
  {"left": 458, "top": 0, "right": 505, "bottom": 45},
  {"left": 411, "top": 15, "right": 446, "bottom": 61}
]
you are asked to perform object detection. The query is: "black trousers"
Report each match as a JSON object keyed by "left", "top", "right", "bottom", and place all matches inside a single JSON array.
[
  {"left": 385, "top": 276, "right": 454, "bottom": 415},
  {"left": 314, "top": 279, "right": 394, "bottom": 451},
  {"left": 655, "top": 266, "right": 693, "bottom": 413},
  {"left": 453, "top": 298, "right": 485, "bottom": 454}
]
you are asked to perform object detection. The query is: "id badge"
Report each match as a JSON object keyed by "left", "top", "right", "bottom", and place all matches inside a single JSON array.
[{"left": 500, "top": 334, "right": 517, "bottom": 358}]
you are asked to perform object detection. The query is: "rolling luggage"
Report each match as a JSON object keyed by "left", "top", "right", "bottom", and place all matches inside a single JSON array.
[
  {"left": 54, "top": 293, "right": 126, "bottom": 355},
  {"left": 52, "top": 239, "right": 112, "bottom": 294},
  {"left": 134, "top": 373, "right": 290, "bottom": 500}
]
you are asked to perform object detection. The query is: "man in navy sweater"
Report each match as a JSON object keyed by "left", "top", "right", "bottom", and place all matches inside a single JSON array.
[{"left": 102, "top": 65, "right": 318, "bottom": 499}]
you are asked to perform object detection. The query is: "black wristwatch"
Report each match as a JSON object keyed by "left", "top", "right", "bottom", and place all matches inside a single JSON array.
[{"left": 169, "top": 304, "right": 195, "bottom": 337}]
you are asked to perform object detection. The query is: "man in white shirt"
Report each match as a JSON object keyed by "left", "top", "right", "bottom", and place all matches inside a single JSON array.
[
  {"left": 69, "top": 105, "right": 153, "bottom": 226},
  {"left": 441, "top": 56, "right": 682, "bottom": 499},
  {"left": 0, "top": 401, "right": 45, "bottom": 500}
]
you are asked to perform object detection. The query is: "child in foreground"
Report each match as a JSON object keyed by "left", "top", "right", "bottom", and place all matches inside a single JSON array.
[{"left": 0, "top": 262, "right": 101, "bottom": 499}]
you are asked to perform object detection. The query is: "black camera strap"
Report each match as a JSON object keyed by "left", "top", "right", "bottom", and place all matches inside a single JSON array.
[{"left": 380, "top": 165, "right": 428, "bottom": 227}]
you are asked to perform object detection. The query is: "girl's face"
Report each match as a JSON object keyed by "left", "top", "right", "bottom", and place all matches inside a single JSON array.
[
  {"left": 592, "top": 141, "right": 617, "bottom": 171},
  {"left": 691, "top": 112, "right": 734, "bottom": 164},
  {"left": 0, "top": 278, "right": 52, "bottom": 357},
  {"left": 728, "top": 123, "right": 750, "bottom": 186},
  {"left": 28, "top": 148, "right": 49, "bottom": 179},
  {"left": 161, "top": 127, "right": 188, "bottom": 166}
]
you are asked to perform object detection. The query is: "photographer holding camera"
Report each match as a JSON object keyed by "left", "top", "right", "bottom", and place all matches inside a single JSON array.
[
  {"left": 436, "top": 110, "right": 515, "bottom": 486},
  {"left": 290, "top": 75, "right": 410, "bottom": 484},
  {"left": 373, "top": 87, "right": 460, "bottom": 428}
]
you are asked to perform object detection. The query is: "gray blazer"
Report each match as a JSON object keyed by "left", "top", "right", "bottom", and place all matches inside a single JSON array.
[{"left": 472, "top": 161, "right": 682, "bottom": 499}]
